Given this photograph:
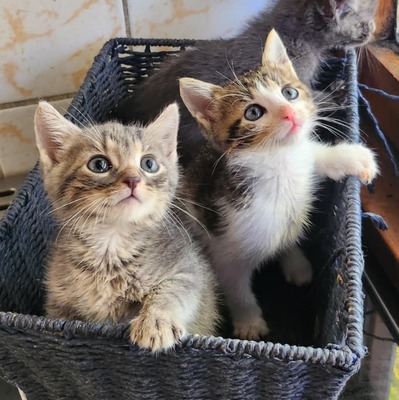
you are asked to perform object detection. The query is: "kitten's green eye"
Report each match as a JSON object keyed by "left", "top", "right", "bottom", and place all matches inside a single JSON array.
[
  {"left": 87, "top": 156, "right": 112, "bottom": 173},
  {"left": 140, "top": 156, "right": 159, "bottom": 173},
  {"left": 244, "top": 104, "right": 265, "bottom": 121},
  {"left": 282, "top": 86, "right": 299, "bottom": 100}
]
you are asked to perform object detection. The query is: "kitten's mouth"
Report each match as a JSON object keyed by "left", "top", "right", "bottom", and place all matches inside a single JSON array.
[
  {"left": 286, "top": 121, "right": 302, "bottom": 135},
  {"left": 124, "top": 194, "right": 141, "bottom": 203},
  {"left": 289, "top": 123, "right": 301, "bottom": 134},
  {"left": 117, "top": 191, "right": 141, "bottom": 206}
]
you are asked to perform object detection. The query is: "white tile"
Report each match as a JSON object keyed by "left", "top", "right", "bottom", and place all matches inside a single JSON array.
[
  {"left": 0, "top": 0, "right": 126, "bottom": 103},
  {"left": 0, "top": 99, "right": 73, "bottom": 177},
  {"left": 127, "top": 0, "right": 271, "bottom": 40}
]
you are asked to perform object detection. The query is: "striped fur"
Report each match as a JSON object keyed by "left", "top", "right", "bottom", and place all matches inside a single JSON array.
[{"left": 34, "top": 101, "right": 220, "bottom": 352}]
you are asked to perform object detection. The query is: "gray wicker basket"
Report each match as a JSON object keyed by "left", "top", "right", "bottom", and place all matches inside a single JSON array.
[{"left": 0, "top": 39, "right": 366, "bottom": 400}]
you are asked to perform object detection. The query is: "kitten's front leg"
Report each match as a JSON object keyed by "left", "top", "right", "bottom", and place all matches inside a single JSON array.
[
  {"left": 130, "top": 273, "right": 198, "bottom": 352},
  {"left": 217, "top": 262, "right": 269, "bottom": 340},
  {"left": 312, "top": 142, "right": 378, "bottom": 183}
]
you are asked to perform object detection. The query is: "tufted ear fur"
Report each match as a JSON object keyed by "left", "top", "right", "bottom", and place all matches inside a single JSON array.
[
  {"left": 262, "top": 29, "right": 298, "bottom": 78},
  {"left": 179, "top": 77, "right": 219, "bottom": 133},
  {"left": 144, "top": 103, "right": 180, "bottom": 162},
  {"left": 34, "top": 101, "right": 81, "bottom": 170}
]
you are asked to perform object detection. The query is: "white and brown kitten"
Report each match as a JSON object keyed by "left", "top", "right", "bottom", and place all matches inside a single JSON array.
[
  {"left": 179, "top": 30, "right": 378, "bottom": 340},
  {"left": 34, "top": 101, "right": 219, "bottom": 352}
]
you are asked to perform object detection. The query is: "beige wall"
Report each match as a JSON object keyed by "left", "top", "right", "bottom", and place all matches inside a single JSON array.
[{"left": 0, "top": 0, "right": 270, "bottom": 178}]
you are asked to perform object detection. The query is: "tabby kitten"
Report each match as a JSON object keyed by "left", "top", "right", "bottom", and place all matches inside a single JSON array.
[
  {"left": 115, "top": 0, "right": 377, "bottom": 164},
  {"left": 179, "top": 30, "right": 378, "bottom": 340},
  {"left": 34, "top": 101, "right": 219, "bottom": 352}
]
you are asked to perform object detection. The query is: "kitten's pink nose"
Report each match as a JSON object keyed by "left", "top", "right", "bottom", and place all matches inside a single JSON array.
[
  {"left": 123, "top": 176, "right": 141, "bottom": 190},
  {"left": 281, "top": 106, "right": 295, "bottom": 122}
]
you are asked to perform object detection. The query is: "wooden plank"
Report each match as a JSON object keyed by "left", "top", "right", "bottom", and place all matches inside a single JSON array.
[
  {"left": 358, "top": 41, "right": 399, "bottom": 293},
  {"left": 360, "top": 119, "right": 399, "bottom": 293},
  {"left": 358, "top": 44, "right": 399, "bottom": 154},
  {"left": 374, "top": 0, "right": 395, "bottom": 40}
]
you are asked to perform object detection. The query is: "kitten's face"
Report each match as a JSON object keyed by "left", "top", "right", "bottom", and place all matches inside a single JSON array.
[
  {"left": 180, "top": 30, "right": 316, "bottom": 153},
  {"left": 313, "top": 0, "right": 377, "bottom": 47},
  {"left": 201, "top": 67, "right": 315, "bottom": 151},
  {"left": 34, "top": 102, "right": 179, "bottom": 227}
]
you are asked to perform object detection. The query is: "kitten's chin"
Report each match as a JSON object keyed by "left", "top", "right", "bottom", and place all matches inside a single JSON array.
[
  {"left": 111, "top": 196, "right": 167, "bottom": 225},
  {"left": 119, "top": 195, "right": 142, "bottom": 207},
  {"left": 280, "top": 122, "right": 305, "bottom": 141},
  {"left": 277, "top": 122, "right": 312, "bottom": 144}
]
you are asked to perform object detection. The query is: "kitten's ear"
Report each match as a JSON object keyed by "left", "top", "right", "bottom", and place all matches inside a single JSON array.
[
  {"left": 179, "top": 77, "right": 219, "bottom": 132},
  {"left": 263, "top": 29, "right": 298, "bottom": 78},
  {"left": 146, "top": 103, "right": 179, "bottom": 161},
  {"left": 34, "top": 101, "right": 81, "bottom": 169}
]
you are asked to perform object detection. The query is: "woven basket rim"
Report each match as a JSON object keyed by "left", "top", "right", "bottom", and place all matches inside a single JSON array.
[{"left": 0, "top": 310, "right": 358, "bottom": 369}]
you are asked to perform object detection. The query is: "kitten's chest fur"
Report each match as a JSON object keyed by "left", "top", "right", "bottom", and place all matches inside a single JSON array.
[
  {"left": 197, "top": 141, "right": 316, "bottom": 263},
  {"left": 50, "top": 224, "right": 156, "bottom": 322}
]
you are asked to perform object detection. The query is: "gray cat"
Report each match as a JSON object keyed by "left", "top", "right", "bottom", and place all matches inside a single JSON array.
[
  {"left": 115, "top": 0, "right": 377, "bottom": 164},
  {"left": 34, "top": 101, "right": 219, "bottom": 352}
]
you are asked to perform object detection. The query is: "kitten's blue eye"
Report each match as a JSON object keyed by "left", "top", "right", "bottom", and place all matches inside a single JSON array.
[
  {"left": 140, "top": 156, "right": 159, "bottom": 173},
  {"left": 87, "top": 156, "right": 112, "bottom": 173},
  {"left": 244, "top": 104, "right": 265, "bottom": 121},
  {"left": 282, "top": 86, "right": 299, "bottom": 100}
]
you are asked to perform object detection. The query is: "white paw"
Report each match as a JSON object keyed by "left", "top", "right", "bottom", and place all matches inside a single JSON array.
[
  {"left": 130, "top": 312, "right": 186, "bottom": 352},
  {"left": 233, "top": 315, "right": 269, "bottom": 340},
  {"left": 330, "top": 145, "right": 378, "bottom": 184},
  {"left": 355, "top": 146, "right": 379, "bottom": 184},
  {"left": 281, "top": 247, "right": 313, "bottom": 286}
]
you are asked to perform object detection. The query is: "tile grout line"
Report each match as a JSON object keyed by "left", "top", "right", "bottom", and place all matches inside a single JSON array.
[
  {"left": 0, "top": 158, "right": 5, "bottom": 180},
  {"left": 122, "top": 0, "right": 132, "bottom": 38},
  {"left": 0, "top": 93, "right": 77, "bottom": 111}
]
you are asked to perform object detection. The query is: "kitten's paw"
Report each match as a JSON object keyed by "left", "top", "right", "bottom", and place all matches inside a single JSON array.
[
  {"left": 233, "top": 316, "right": 269, "bottom": 340},
  {"left": 280, "top": 249, "right": 313, "bottom": 286},
  {"left": 349, "top": 146, "right": 378, "bottom": 184},
  {"left": 130, "top": 313, "right": 185, "bottom": 352},
  {"left": 328, "top": 145, "right": 378, "bottom": 184}
]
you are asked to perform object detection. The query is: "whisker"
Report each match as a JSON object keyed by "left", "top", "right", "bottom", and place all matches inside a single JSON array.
[
  {"left": 212, "top": 149, "right": 230, "bottom": 174},
  {"left": 170, "top": 203, "right": 210, "bottom": 238},
  {"left": 56, "top": 197, "right": 104, "bottom": 241},
  {"left": 165, "top": 209, "right": 192, "bottom": 243},
  {"left": 44, "top": 194, "right": 103, "bottom": 216},
  {"left": 175, "top": 196, "right": 220, "bottom": 215}
]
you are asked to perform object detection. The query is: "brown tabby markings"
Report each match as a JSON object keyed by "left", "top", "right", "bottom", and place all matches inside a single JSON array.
[{"left": 34, "top": 102, "right": 219, "bottom": 352}]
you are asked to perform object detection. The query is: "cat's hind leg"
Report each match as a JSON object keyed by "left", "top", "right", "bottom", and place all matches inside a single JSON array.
[
  {"left": 216, "top": 260, "right": 269, "bottom": 340},
  {"left": 280, "top": 244, "right": 313, "bottom": 286}
]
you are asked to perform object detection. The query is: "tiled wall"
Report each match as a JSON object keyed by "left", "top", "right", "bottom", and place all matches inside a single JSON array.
[{"left": 0, "top": 0, "right": 270, "bottom": 178}]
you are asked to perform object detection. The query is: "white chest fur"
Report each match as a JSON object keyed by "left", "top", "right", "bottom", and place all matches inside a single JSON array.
[
  {"left": 211, "top": 140, "right": 316, "bottom": 268},
  {"left": 89, "top": 224, "right": 136, "bottom": 261}
]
